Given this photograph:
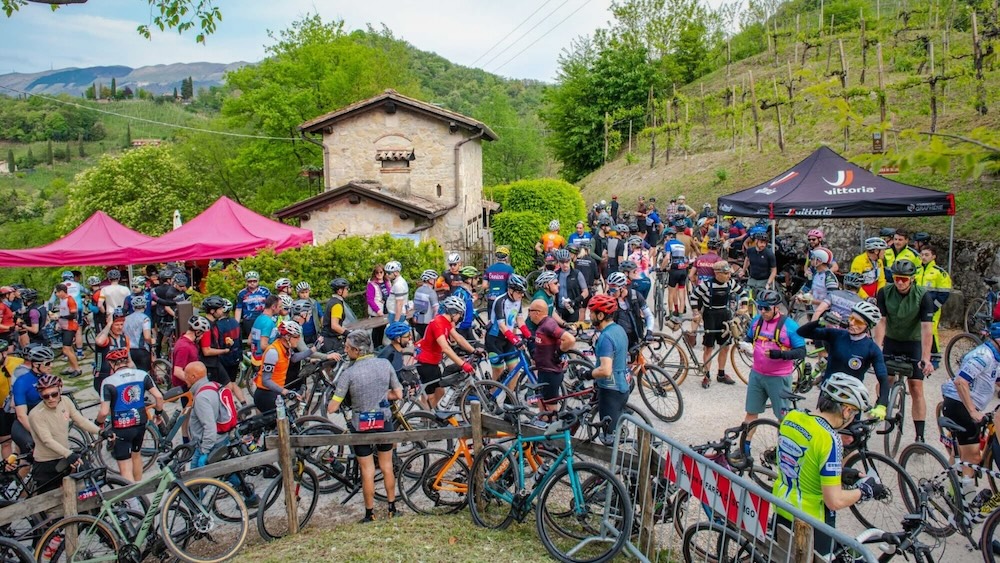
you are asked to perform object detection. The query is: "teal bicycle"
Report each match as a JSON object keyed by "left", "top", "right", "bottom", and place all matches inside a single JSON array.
[{"left": 468, "top": 404, "right": 633, "bottom": 563}]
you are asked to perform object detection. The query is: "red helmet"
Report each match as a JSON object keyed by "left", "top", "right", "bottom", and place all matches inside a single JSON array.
[
  {"left": 105, "top": 348, "right": 129, "bottom": 363},
  {"left": 588, "top": 294, "right": 618, "bottom": 315}
]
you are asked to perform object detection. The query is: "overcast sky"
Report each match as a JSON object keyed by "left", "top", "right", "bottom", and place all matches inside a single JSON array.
[{"left": 1, "top": 0, "right": 622, "bottom": 82}]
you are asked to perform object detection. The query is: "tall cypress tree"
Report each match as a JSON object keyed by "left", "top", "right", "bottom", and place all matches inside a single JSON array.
[
  {"left": 46, "top": 140, "right": 53, "bottom": 165},
  {"left": 6, "top": 149, "right": 13, "bottom": 173},
  {"left": 25, "top": 148, "right": 35, "bottom": 168},
  {"left": 125, "top": 123, "right": 132, "bottom": 148},
  {"left": 65, "top": 142, "right": 71, "bottom": 162},
  {"left": 111, "top": 77, "right": 117, "bottom": 98}
]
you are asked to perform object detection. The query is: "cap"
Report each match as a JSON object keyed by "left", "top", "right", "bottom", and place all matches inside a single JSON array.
[{"left": 612, "top": 195, "right": 618, "bottom": 200}]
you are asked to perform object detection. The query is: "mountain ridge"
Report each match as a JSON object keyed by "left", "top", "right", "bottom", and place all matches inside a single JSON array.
[{"left": 0, "top": 61, "right": 251, "bottom": 97}]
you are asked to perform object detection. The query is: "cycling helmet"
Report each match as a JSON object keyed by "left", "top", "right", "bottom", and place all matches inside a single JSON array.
[
  {"left": 383, "top": 261, "right": 401, "bottom": 275},
  {"left": 441, "top": 295, "right": 467, "bottom": 316},
  {"left": 61, "top": 271, "right": 74, "bottom": 281},
  {"left": 614, "top": 223, "right": 629, "bottom": 234},
  {"left": 447, "top": 253, "right": 462, "bottom": 265},
  {"left": 275, "top": 278, "right": 292, "bottom": 291},
  {"left": 131, "top": 276, "right": 146, "bottom": 288},
  {"left": 385, "top": 322, "right": 411, "bottom": 341},
  {"left": 507, "top": 274, "right": 528, "bottom": 293},
  {"left": 567, "top": 243, "right": 580, "bottom": 254},
  {"left": 607, "top": 272, "right": 629, "bottom": 287},
  {"left": 890, "top": 259, "right": 917, "bottom": 277},
  {"left": 851, "top": 301, "right": 882, "bottom": 328},
  {"left": 535, "top": 271, "right": 558, "bottom": 288},
  {"left": 696, "top": 218, "right": 707, "bottom": 228},
  {"left": 188, "top": 316, "right": 211, "bottom": 334},
  {"left": 420, "top": 269, "right": 439, "bottom": 283},
  {"left": 278, "top": 294, "right": 293, "bottom": 310},
  {"left": 548, "top": 220, "right": 560, "bottom": 231},
  {"left": 26, "top": 345, "right": 55, "bottom": 363},
  {"left": 459, "top": 266, "right": 480, "bottom": 280},
  {"left": 703, "top": 203, "right": 712, "bottom": 209},
  {"left": 713, "top": 261, "right": 733, "bottom": 274},
  {"left": 600, "top": 200, "right": 607, "bottom": 207},
  {"left": 295, "top": 281, "right": 311, "bottom": 292},
  {"left": 810, "top": 248, "right": 833, "bottom": 265},
  {"left": 130, "top": 295, "right": 147, "bottom": 309},
  {"left": 554, "top": 248, "right": 571, "bottom": 262},
  {"left": 543, "top": 252, "right": 556, "bottom": 264},
  {"left": 86, "top": 276, "right": 101, "bottom": 286},
  {"left": 989, "top": 322, "right": 1000, "bottom": 341},
  {"left": 914, "top": 232, "right": 931, "bottom": 242},
  {"left": 111, "top": 307, "right": 126, "bottom": 320},
  {"left": 106, "top": 270, "right": 121, "bottom": 280},
  {"left": 807, "top": 229, "right": 825, "bottom": 240},
  {"left": 20, "top": 288, "right": 37, "bottom": 302},
  {"left": 707, "top": 238, "right": 723, "bottom": 250},
  {"left": 495, "top": 245, "right": 511, "bottom": 259},
  {"left": 244, "top": 271, "right": 260, "bottom": 281},
  {"left": 706, "top": 211, "right": 717, "bottom": 219},
  {"left": 34, "top": 374, "right": 62, "bottom": 391},
  {"left": 754, "top": 289, "right": 782, "bottom": 308},
  {"left": 173, "top": 273, "right": 189, "bottom": 287},
  {"left": 879, "top": 227, "right": 897, "bottom": 238},
  {"left": 750, "top": 231, "right": 769, "bottom": 241},
  {"left": 329, "top": 278, "right": 349, "bottom": 290},
  {"left": 278, "top": 320, "right": 302, "bottom": 337},
  {"left": 222, "top": 298, "right": 233, "bottom": 313},
  {"left": 842, "top": 272, "right": 864, "bottom": 289},
  {"left": 290, "top": 299, "right": 312, "bottom": 318},
  {"left": 105, "top": 348, "right": 130, "bottom": 363},
  {"left": 201, "top": 296, "right": 226, "bottom": 312},
  {"left": 598, "top": 217, "right": 612, "bottom": 227},
  {"left": 619, "top": 261, "right": 638, "bottom": 273},
  {"left": 588, "top": 294, "right": 619, "bottom": 315},
  {"left": 159, "top": 269, "right": 174, "bottom": 280},
  {"left": 821, "top": 372, "right": 872, "bottom": 411},
  {"left": 627, "top": 236, "right": 643, "bottom": 248},
  {"left": 864, "top": 237, "right": 888, "bottom": 251}
]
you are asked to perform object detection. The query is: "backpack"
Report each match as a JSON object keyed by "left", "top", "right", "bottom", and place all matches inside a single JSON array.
[
  {"left": 197, "top": 382, "right": 238, "bottom": 433},
  {"left": 752, "top": 314, "right": 789, "bottom": 348}
]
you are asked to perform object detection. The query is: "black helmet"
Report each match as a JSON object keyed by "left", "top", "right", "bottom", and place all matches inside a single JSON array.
[
  {"left": 330, "top": 278, "right": 349, "bottom": 290},
  {"left": 879, "top": 227, "right": 897, "bottom": 238},
  {"left": 507, "top": 274, "right": 527, "bottom": 293},
  {"left": 201, "top": 296, "right": 226, "bottom": 312},
  {"left": 891, "top": 259, "right": 917, "bottom": 277},
  {"left": 707, "top": 238, "right": 723, "bottom": 250},
  {"left": 173, "top": 273, "right": 189, "bottom": 286},
  {"left": 754, "top": 289, "right": 782, "bottom": 308},
  {"left": 20, "top": 288, "right": 38, "bottom": 302},
  {"left": 598, "top": 217, "right": 612, "bottom": 227}
]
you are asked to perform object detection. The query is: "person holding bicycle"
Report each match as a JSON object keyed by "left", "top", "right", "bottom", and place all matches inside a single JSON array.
[
  {"left": 414, "top": 296, "right": 480, "bottom": 409},
  {"left": 28, "top": 373, "right": 102, "bottom": 493},
  {"left": 577, "top": 294, "right": 631, "bottom": 445},
  {"left": 377, "top": 322, "right": 412, "bottom": 372},
  {"left": 253, "top": 320, "right": 304, "bottom": 414},
  {"left": 485, "top": 274, "right": 531, "bottom": 379},
  {"left": 690, "top": 261, "right": 742, "bottom": 388},
  {"left": 874, "top": 259, "right": 936, "bottom": 442},
  {"left": 327, "top": 330, "right": 403, "bottom": 523}
]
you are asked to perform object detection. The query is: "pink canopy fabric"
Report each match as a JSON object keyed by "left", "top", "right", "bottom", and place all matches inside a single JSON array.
[
  {"left": 127, "top": 197, "right": 313, "bottom": 263},
  {"left": 0, "top": 211, "right": 153, "bottom": 267}
]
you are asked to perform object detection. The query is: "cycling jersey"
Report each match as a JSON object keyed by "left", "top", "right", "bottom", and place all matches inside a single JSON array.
[
  {"left": 663, "top": 238, "right": 688, "bottom": 270},
  {"left": 386, "top": 277, "right": 409, "bottom": 323},
  {"left": 539, "top": 232, "right": 566, "bottom": 252},
  {"left": 487, "top": 295, "right": 522, "bottom": 337},
  {"left": 850, "top": 253, "right": 885, "bottom": 300},
  {"left": 693, "top": 252, "right": 722, "bottom": 280},
  {"left": 942, "top": 340, "right": 1000, "bottom": 411},
  {"left": 250, "top": 314, "right": 277, "bottom": 362},
  {"left": 415, "top": 315, "right": 454, "bottom": 365},
  {"left": 102, "top": 368, "right": 155, "bottom": 429},
  {"left": 11, "top": 369, "right": 40, "bottom": 411},
  {"left": 95, "top": 333, "right": 130, "bottom": 385},
  {"left": 827, "top": 290, "right": 861, "bottom": 320},
  {"left": 773, "top": 410, "right": 842, "bottom": 521},
  {"left": 884, "top": 245, "right": 919, "bottom": 270},
  {"left": 255, "top": 340, "right": 291, "bottom": 392},
  {"left": 412, "top": 285, "right": 439, "bottom": 325},
  {"left": 795, "top": 321, "right": 888, "bottom": 405},
  {"left": 594, "top": 322, "right": 631, "bottom": 393},
  {"left": 484, "top": 263, "right": 514, "bottom": 300},
  {"left": 453, "top": 287, "right": 475, "bottom": 330},
  {"left": 804, "top": 270, "right": 838, "bottom": 304},
  {"left": 236, "top": 286, "right": 270, "bottom": 322},
  {"left": 567, "top": 232, "right": 592, "bottom": 246}
]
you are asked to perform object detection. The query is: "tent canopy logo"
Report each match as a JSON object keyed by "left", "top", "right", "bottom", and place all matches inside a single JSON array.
[
  {"left": 755, "top": 187, "right": 777, "bottom": 195},
  {"left": 822, "top": 170, "right": 854, "bottom": 188},
  {"left": 769, "top": 171, "right": 799, "bottom": 187}
]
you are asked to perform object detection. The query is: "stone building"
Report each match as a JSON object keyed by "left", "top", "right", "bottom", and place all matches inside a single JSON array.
[{"left": 274, "top": 89, "right": 497, "bottom": 251}]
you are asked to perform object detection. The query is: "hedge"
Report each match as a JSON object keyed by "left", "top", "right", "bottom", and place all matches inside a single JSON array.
[
  {"left": 502, "top": 179, "right": 587, "bottom": 237},
  {"left": 492, "top": 211, "right": 548, "bottom": 275}
]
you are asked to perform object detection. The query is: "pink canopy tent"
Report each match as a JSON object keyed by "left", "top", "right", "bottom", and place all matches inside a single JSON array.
[
  {"left": 0, "top": 211, "right": 153, "bottom": 267},
  {"left": 126, "top": 196, "right": 313, "bottom": 263}
]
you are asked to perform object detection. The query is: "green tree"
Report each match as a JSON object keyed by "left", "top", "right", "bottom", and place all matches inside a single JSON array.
[
  {"left": 84, "top": 83, "right": 96, "bottom": 100},
  {"left": 181, "top": 76, "right": 193, "bottom": 99},
  {"left": 488, "top": 178, "right": 586, "bottom": 272},
  {"left": 5, "top": 149, "right": 12, "bottom": 172},
  {"left": 172, "top": 87, "right": 178, "bottom": 99},
  {"left": 474, "top": 88, "right": 544, "bottom": 185},
  {"left": 63, "top": 145, "right": 213, "bottom": 235},
  {"left": 110, "top": 77, "right": 117, "bottom": 98},
  {"left": 64, "top": 141, "right": 71, "bottom": 162},
  {"left": 125, "top": 123, "right": 132, "bottom": 148},
  {"left": 78, "top": 133, "right": 85, "bottom": 157},
  {"left": 24, "top": 147, "right": 34, "bottom": 168},
  {"left": 46, "top": 139, "right": 53, "bottom": 165}
]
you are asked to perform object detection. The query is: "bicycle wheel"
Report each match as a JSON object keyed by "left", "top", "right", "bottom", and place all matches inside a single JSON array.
[
  {"left": 681, "top": 520, "right": 768, "bottom": 563},
  {"left": 34, "top": 515, "right": 120, "bottom": 563},
  {"left": 897, "top": 442, "right": 960, "bottom": 538},
  {"left": 945, "top": 332, "right": 983, "bottom": 380},
  {"left": 468, "top": 444, "right": 517, "bottom": 530},
  {"left": 536, "top": 462, "right": 632, "bottom": 563},
  {"left": 739, "top": 418, "right": 780, "bottom": 489},
  {"left": 844, "top": 450, "right": 919, "bottom": 533},
  {"left": 401, "top": 409, "right": 454, "bottom": 452},
  {"left": 160, "top": 477, "right": 249, "bottom": 563},
  {"left": 151, "top": 359, "right": 172, "bottom": 392},
  {"left": 966, "top": 297, "right": 990, "bottom": 334},
  {"left": 656, "top": 336, "right": 690, "bottom": 385},
  {"left": 882, "top": 384, "right": 906, "bottom": 458},
  {"left": 0, "top": 536, "right": 34, "bottom": 563},
  {"left": 636, "top": 364, "right": 684, "bottom": 423},
  {"left": 256, "top": 465, "right": 320, "bottom": 541},
  {"left": 398, "top": 448, "right": 469, "bottom": 515},
  {"left": 82, "top": 326, "right": 96, "bottom": 352},
  {"left": 458, "top": 379, "right": 518, "bottom": 425},
  {"left": 979, "top": 505, "right": 1000, "bottom": 563},
  {"left": 299, "top": 423, "right": 349, "bottom": 494},
  {"left": 729, "top": 345, "right": 752, "bottom": 385}
]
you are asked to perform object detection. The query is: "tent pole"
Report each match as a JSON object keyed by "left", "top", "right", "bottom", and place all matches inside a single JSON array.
[
  {"left": 859, "top": 218, "right": 865, "bottom": 251},
  {"left": 127, "top": 265, "right": 134, "bottom": 284},
  {"left": 948, "top": 215, "right": 955, "bottom": 274}
]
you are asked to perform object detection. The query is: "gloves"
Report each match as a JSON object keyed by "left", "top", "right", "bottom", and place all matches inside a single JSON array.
[
  {"left": 738, "top": 341, "right": 753, "bottom": 354},
  {"left": 519, "top": 324, "right": 532, "bottom": 339},
  {"left": 856, "top": 474, "right": 887, "bottom": 502},
  {"left": 66, "top": 452, "right": 81, "bottom": 467},
  {"left": 768, "top": 349, "right": 785, "bottom": 359},
  {"left": 577, "top": 368, "right": 594, "bottom": 381},
  {"left": 644, "top": 329, "right": 654, "bottom": 342},
  {"left": 99, "top": 426, "right": 113, "bottom": 439},
  {"left": 869, "top": 404, "right": 887, "bottom": 421},
  {"left": 841, "top": 467, "right": 861, "bottom": 486},
  {"left": 461, "top": 362, "right": 474, "bottom": 374},
  {"left": 503, "top": 329, "right": 519, "bottom": 345}
]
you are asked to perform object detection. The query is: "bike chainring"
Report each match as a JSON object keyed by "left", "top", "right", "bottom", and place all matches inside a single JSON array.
[{"left": 117, "top": 544, "right": 142, "bottom": 563}]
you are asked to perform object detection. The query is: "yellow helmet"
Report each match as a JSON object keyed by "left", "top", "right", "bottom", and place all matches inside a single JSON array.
[{"left": 495, "top": 245, "right": 511, "bottom": 258}]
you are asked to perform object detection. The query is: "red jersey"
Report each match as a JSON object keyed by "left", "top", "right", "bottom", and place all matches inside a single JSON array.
[
  {"left": 171, "top": 335, "right": 200, "bottom": 388},
  {"left": 416, "top": 315, "right": 454, "bottom": 365},
  {"left": 0, "top": 302, "right": 13, "bottom": 335}
]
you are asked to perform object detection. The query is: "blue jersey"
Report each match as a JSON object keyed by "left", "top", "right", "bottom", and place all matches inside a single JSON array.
[
  {"left": 237, "top": 286, "right": 271, "bottom": 322},
  {"left": 11, "top": 369, "right": 41, "bottom": 410},
  {"left": 101, "top": 368, "right": 155, "bottom": 429},
  {"left": 124, "top": 291, "right": 152, "bottom": 316},
  {"left": 568, "top": 232, "right": 592, "bottom": 246},
  {"left": 453, "top": 287, "right": 475, "bottom": 330},
  {"left": 250, "top": 314, "right": 277, "bottom": 361},
  {"left": 484, "top": 263, "right": 515, "bottom": 300},
  {"left": 595, "top": 323, "right": 631, "bottom": 393}
]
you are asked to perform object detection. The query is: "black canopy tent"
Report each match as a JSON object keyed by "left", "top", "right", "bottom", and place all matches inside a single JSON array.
[{"left": 717, "top": 146, "right": 957, "bottom": 270}]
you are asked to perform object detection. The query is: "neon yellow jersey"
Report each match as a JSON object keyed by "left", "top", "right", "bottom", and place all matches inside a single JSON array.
[
  {"left": 0, "top": 355, "right": 23, "bottom": 407},
  {"left": 772, "top": 410, "right": 842, "bottom": 521}
]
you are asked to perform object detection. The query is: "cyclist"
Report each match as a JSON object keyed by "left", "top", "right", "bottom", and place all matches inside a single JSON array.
[
  {"left": 414, "top": 296, "right": 480, "bottom": 409},
  {"left": 607, "top": 268, "right": 654, "bottom": 351},
  {"left": 17, "top": 288, "right": 47, "bottom": 349},
  {"left": 606, "top": 224, "right": 627, "bottom": 274},
  {"left": 11, "top": 345, "right": 55, "bottom": 455},
  {"left": 276, "top": 294, "right": 293, "bottom": 323},
  {"left": 577, "top": 294, "right": 631, "bottom": 445},
  {"left": 413, "top": 270, "right": 440, "bottom": 339},
  {"left": 217, "top": 299, "right": 245, "bottom": 402},
  {"left": 773, "top": 373, "right": 885, "bottom": 556},
  {"left": 0, "top": 339, "right": 14, "bottom": 458},
  {"left": 690, "top": 261, "right": 742, "bottom": 388},
  {"left": 53, "top": 283, "right": 82, "bottom": 378},
  {"left": 172, "top": 315, "right": 208, "bottom": 393},
  {"left": 199, "top": 296, "right": 235, "bottom": 386},
  {"left": 94, "top": 307, "right": 132, "bottom": 392},
  {"left": 97, "top": 347, "right": 165, "bottom": 483},
  {"left": 693, "top": 237, "right": 724, "bottom": 284},
  {"left": 536, "top": 220, "right": 566, "bottom": 255},
  {"left": 253, "top": 320, "right": 304, "bottom": 414},
  {"left": 554, "top": 249, "right": 588, "bottom": 323},
  {"left": 796, "top": 248, "right": 839, "bottom": 322},
  {"left": 124, "top": 276, "right": 150, "bottom": 316},
  {"left": 528, "top": 299, "right": 576, "bottom": 418},
  {"left": 287, "top": 299, "right": 340, "bottom": 391},
  {"left": 827, "top": 272, "right": 864, "bottom": 321},
  {"left": 378, "top": 322, "right": 412, "bottom": 373},
  {"left": 915, "top": 244, "right": 952, "bottom": 368},
  {"left": 99, "top": 269, "right": 130, "bottom": 313},
  {"left": 527, "top": 271, "right": 568, "bottom": 334},
  {"left": 366, "top": 265, "right": 390, "bottom": 345},
  {"left": 941, "top": 322, "right": 1000, "bottom": 486},
  {"left": 235, "top": 271, "right": 270, "bottom": 339},
  {"left": 796, "top": 301, "right": 889, "bottom": 417},
  {"left": 742, "top": 231, "right": 776, "bottom": 294},
  {"left": 592, "top": 217, "right": 613, "bottom": 280},
  {"left": 884, "top": 228, "right": 920, "bottom": 270},
  {"left": 384, "top": 261, "right": 409, "bottom": 325},
  {"left": 572, "top": 244, "right": 599, "bottom": 304},
  {"left": 249, "top": 295, "right": 281, "bottom": 365},
  {"left": 874, "top": 259, "right": 936, "bottom": 442},
  {"left": 483, "top": 246, "right": 515, "bottom": 307},
  {"left": 803, "top": 229, "right": 839, "bottom": 275},
  {"left": 327, "top": 330, "right": 403, "bottom": 523},
  {"left": 85, "top": 276, "right": 105, "bottom": 335},
  {"left": 452, "top": 266, "right": 480, "bottom": 343},
  {"left": 912, "top": 231, "right": 932, "bottom": 253},
  {"left": 440, "top": 253, "right": 464, "bottom": 293},
  {"left": 123, "top": 294, "right": 153, "bottom": 373},
  {"left": 152, "top": 272, "right": 188, "bottom": 358},
  {"left": 295, "top": 281, "right": 323, "bottom": 345},
  {"left": 659, "top": 227, "right": 691, "bottom": 322},
  {"left": 28, "top": 373, "right": 102, "bottom": 493},
  {"left": 321, "top": 278, "right": 355, "bottom": 353},
  {"left": 274, "top": 277, "right": 293, "bottom": 297},
  {"left": 485, "top": 274, "right": 530, "bottom": 379},
  {"left": 851, "top": 237, "right": 888, "bottom": 301}
]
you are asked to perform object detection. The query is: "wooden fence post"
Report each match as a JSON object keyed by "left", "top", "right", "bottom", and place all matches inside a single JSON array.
[
  {"left": 276, "top": 408, "right": 299, "bottom": 535},
  {"left": 471, "top": 401, "right": 483, "bottom": 458},
  {"left": 62, "top": 476, "right": 79, "bottom": 554},
  {"left": 635, "top": 427, "right": 657, "bottom": 561},
  {"left": 792, "top": 519, "right": 814, "bottom": 563}
]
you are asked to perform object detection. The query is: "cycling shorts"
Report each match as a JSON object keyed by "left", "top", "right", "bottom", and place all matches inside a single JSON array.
[
  {"left": 667, "top": 270, "right": 688, "bottom": 288},
  {"left": 112, "top": 425, "right": 146, "bottom": 461},
  {"left": 942, "top": 398, "right": 981, "bottom": 446}
]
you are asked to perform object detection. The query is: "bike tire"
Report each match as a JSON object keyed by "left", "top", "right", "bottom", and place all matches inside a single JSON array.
[
  {"left": 256, "top": 465, "right": 320, "bottom": 541},
  {"left": 299, "top": 423, "right": 349, "bottom": 495},
  {"left": 882, "top": 384, "right": 906, "bottom": 458},
  {"left": 739, "top": 418, "right": 781, "bottom": 489},
  {"left": 979, "top": 503, "right": 1000, "bottom": 563},
  {"left": 468, "top": 444, "right": 517, "bottom": 530},
  {"left": 97, "top": 421, "right": 160, "bottom": 475},
  {"left": 897, "top": 442, "right": 960, "bottom": 538},
  {"left": 681, "top": 520, "right": 769, "bottom": 563},
  {"left": 0, "top": 536, "right": 34, "bottom": 563},
  {"left": 398, "top": 448, "right": 469, "bottom": 516},
  {"left": 965, "top": 296, "right": 989, "bottom": 334},
  {"left": 150, "top": 359, "right": 172, "bottom": 392},
  {"left": 458, "top": 379, "right": 519, "bottom": 425},
  {"left": 401, "top": 409, "right": 454, "bottom": 453},
  {"left": 728, "top": 345, "right": 752, "bottom": 385},
  {"left": 636, "top": 364, "right": 684, "bottom": 422},
  {"left": 160, "top": 477, "right": 249, "bottom": 563},
  {"left": 655, "top": 336, "right": 690, "bottom": 386},
  {"left": 844, "top": 450, "right": 919, "bottom": 534},
  {"left": 34, "top": 515, "right": 120, "bottom": 563},
  {"left": 945, "top": 332, "right": 984, "bottom": 380},
  {"left": 536, "top": 462, "right": 632, "bottom": 563}
]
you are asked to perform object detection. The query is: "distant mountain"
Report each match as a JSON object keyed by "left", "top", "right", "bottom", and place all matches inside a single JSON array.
[{"left": 0, "top": 61, "right": 250, "bottom": 97}]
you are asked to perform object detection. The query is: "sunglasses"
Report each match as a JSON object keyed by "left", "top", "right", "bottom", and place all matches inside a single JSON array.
[
  {"left": 892, "top": 275, "right": 913, "bottom": 282},
  {"left": 807, "top": 238, "right": 819, "bottom": 242},
  {"left": 40, "top": 361, "right": 53, "bottom": 367},
  {"left": 41, "top": 391, "right": 61, "bottom": 400}
]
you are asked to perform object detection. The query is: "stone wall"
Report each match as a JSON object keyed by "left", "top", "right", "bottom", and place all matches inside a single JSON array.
[{"left": 302, "top": 196, "right": 421, "bottom": 245}]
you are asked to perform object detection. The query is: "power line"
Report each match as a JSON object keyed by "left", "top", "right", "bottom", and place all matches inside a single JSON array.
[
  {"left": 490, "top": 0, "right": 597, "bottom": 74},
  {"left": 468, "top": 0, "right": 556, "bottom": 67},
  {"left": 0, "top": 84, "right": 298, "bottom": 142},
  {"left": 479, "top": 0, "right": 574, "bottom": 70}
]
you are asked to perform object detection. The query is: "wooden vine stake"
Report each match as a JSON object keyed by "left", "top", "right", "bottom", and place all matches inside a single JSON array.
[
  {"left": 773, "top": 77, "right": 786, "bottom": 152},
  {"left": 649, "top": 86, "right": 656, "bottom": 168},
  {"left": 748, "top": 71, "right": 761, "bottom": 152},
  {"left": 972, "top": 11, "right": 988, "bottom": 115},
  {"left": 784, "top": 60, "right": 797, "bottom": 125}
]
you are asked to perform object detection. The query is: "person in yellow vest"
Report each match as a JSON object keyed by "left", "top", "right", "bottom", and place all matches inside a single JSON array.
[
  {"left": 883, "top": 229, "right": 920, "bottom": 271},
  {"left": 850, "top": 238, "right": 888, "bottom": 302},
  {"left": 0, "top": 339, "right": 23, "bottom": 459},
  {"left": 915, "top": 245, "right": 952, "bottom": 368},
  {"left": 253, "top": 320, "right": 302, "bottom": 414}
]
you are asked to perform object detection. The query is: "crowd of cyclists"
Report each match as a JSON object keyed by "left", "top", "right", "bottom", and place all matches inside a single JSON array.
[{"left": 1, "top": 191, "right": 996, "bottom": 559}]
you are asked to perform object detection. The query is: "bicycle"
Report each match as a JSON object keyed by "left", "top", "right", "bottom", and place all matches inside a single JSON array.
[
  {"left": 256, "top": 448, "right": 319, "bottom": 541},
  {"left": 944, "top": 327, "right": 986, "bottom": 380},
  {"left": 881, "top": 354, "right": 912, "bottom": 458},
  {"left": 830, "top": 482, "right": 942, "bottom": 563},
  {"left": 34, "top": 446, "right": 249, "bottom": 563},
  {"left": 468, "top": 404, "right": 633, "bottom": 563},
  {"left": 965, "top": 275, "right": 1000, "bottom": 334},
  {"left": 656, "top": 316, "right": 749, "bottom": 385}
]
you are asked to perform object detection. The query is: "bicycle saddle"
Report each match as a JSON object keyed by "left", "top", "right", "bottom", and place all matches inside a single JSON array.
[
  {"left": 522, "top": 381, "right": 549, "bottom": 392},
  {"left": 938, "top": 416, "right": 966, "bottom": 434},
  {"left": 433, "top": 408, "right": 460, "bottom": 421},
  {"left": 780, "top": 390, "right": 807, "bottom": 404},
  {"left": 68, "top": 465, "right": 106, "bottom": 482},
  {"left": 984, "top": 276, "right": 1000, "bottom": 287},
  {"left": 501, "top": 403, "right": 531, "bottom": 414}
]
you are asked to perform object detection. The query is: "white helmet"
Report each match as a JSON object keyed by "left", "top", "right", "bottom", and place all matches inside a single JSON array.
[
  {"left": 441, "top": 295, "right": 466, "bottom": 316},
  {"left": 275, "top": 277, "right": 292, "bottom": 291},
  {"left": 535, "top": 271, "right": 558, "bottom": 287},
  {"left": 385, "top": 261, "right": 402, "bottom": 274},
  {"left": 188, "top": 316, "right": 211, "bottom": 334},
  {"left": 446, "top": 253, "right": 462, "bottom": 265},
  {"left": 607, "top": 272, "right": 629, "bottom": 288},
  {"left": 864, "top": 237, "right": 888, "bottom": 251},
  {"left": 420, "top": 269, "right": 439, "bottom": 282},
  {"left": 278, "top": 294, "right": 293, "bottom": 310},
  {"left": 851, "top": 301, "right": 882, "bottom": 328},
  {"left": 548, "top": 220, "right": 560, "bottom": 232},
  {"left": 821, "top": 373, "right": 872, "bottom": 411},
  {"left": 279, "top": 320, "right": 302, "bottom": 337}
]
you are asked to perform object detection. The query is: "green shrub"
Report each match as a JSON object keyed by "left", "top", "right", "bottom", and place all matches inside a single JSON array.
[
  {"left": 492, "top": 211, "right": 548, "bottom": 274},
  {"left": 502, "top": 178, "right": 586, "bottom": 238},
  {"left": 483, "top": 184, "right": 511, "bottom": 209}
]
